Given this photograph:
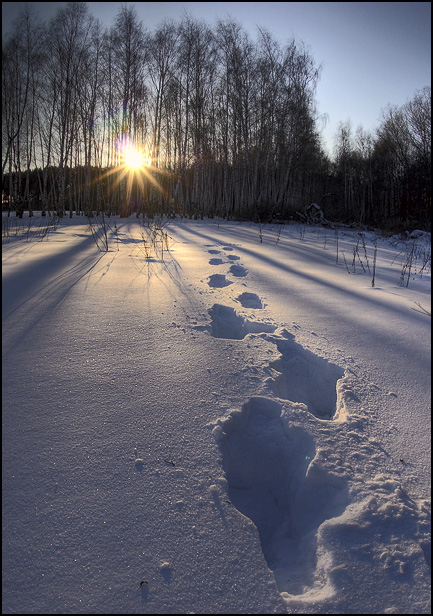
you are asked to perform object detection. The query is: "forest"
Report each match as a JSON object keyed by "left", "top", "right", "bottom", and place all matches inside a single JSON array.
[{"left": 2, "top": 2, "right": 431, "bottom": 231}]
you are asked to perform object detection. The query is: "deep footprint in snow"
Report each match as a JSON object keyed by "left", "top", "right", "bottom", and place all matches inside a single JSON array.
[
  {"left": 208, "top": 304, "right": 275, "bottom": 339},
  {"left": 236, "top": 292, "right": 263, "bottom": 309},
  {"left": 268, "top": 331, "right": 345, "bottom": 420},
  {"left": 213, "top": 397, "right": 348, "bottom": 596},
  {"left": 208, "top": 274, "right": 233, "bottom": 288},
  {"left": 229, "top": 264, "right": 248, "bottom": 277}
]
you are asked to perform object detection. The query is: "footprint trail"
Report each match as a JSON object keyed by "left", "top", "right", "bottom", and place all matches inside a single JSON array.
[{"left": 194, "top": 237, "right": 430, "bottom": 611}]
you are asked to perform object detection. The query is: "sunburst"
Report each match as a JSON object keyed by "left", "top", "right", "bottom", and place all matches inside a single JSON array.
[
  {"left": 124, "top": 146, "right": 143, "bottom": 170},
  {"left": 98, "top": 135, "right": 167, "bottom": 215}
]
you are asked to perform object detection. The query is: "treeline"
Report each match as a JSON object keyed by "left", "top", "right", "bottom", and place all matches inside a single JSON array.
[{"left": 2, "top": 2, "right": 431, "bottom": 229}]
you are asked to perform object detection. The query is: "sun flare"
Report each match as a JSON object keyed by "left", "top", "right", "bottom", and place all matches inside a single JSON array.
[
  {"left": 124, "top": 147, "right": 143, "bottom": 170},
  {"left": 96, "top": 134, "right": 168, "bottom": 216}
]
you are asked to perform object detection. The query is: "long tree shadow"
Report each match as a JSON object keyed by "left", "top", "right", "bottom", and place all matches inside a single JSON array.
[
  {"left": 174, "top": 223, "right": 428, "bottom": 323},
  {"left": 2, "top": 240, "right": 105, "bottom": 356}
]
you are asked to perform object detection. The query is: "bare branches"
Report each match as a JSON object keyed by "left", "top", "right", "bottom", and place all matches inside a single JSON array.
[{"left": 2, "top": 7, "right": 430, "bottom": 230}]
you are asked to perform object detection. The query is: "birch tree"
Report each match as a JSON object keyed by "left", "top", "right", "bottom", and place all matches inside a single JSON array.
[
  {"left": 2, "top": 5, "right": 42, "bottom": 214},
  {"left": 45, "top": 1, "right": 94, "bottom": 215}
]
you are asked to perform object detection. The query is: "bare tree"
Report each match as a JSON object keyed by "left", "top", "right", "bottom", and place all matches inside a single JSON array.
[
  {"left": 376, "top": 88, "right": 431, "bottom": 224},
  {"left": 44, "top": 2, "right": 94, "bottom": 215},
  {"left": 2, "top": 5, "right": 43, "bottom": 215},
  {"left": 4, "top": 4, "right": 427, "bottom": 231}
]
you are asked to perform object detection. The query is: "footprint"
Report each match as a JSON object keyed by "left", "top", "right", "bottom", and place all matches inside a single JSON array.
[
  {"left": 208, "top": 274, "right": 233, "bottom": 288},
  {"left": 208, "top": 304, "right": 275, "bottom": 339},
  {"left": 236, "top": 292, "right": 263, "bottom": 309},
  {"left": 213, "top": 397, "right": 348, "bottom": 596},
  {"left": 209, "top": 258, "right": 225, "bottom": 265},
  {"left": 208, "top": 249, "right": 220, "bottom": 255},
  {"left": 268, "top": 331, "right": 345, "bottom": 420},
  {"left": 227, "top": 254, "right": 241, "bottom": 261},
  {"left": 159, "top": 561, "right": 172, "bottom": 583},
  {"left": 229, "top": 264, "right": 248, "bottom": 277}
]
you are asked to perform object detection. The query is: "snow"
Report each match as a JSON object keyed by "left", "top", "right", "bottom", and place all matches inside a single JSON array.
[{"left": 2, "top": 214, "right": 431, "bottom": 614}]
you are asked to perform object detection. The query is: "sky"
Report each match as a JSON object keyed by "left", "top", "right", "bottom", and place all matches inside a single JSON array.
[{"left": 2, "top": 2, "right": 431, "bottom": 154}]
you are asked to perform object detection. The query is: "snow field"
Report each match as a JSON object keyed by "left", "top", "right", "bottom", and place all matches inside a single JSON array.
[{"left": 2, "top": 215, "right": 431, "bottom": 614}]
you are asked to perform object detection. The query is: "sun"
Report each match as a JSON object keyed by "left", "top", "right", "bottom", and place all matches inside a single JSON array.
[
  {"left": 97, "top": 134, "right": 168, "bottom": 216},
  {"left": 124, "top": 146, "right": 143, "bottom": 170}
]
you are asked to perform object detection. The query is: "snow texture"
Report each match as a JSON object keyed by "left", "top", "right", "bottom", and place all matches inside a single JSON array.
[{"left": 2, "top": 214, "right": 431, "bottom": 614}]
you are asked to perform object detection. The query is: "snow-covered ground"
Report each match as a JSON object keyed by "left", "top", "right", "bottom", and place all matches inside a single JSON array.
[{"left": 2, "top": 214, "right": 431, "bottom": 614}]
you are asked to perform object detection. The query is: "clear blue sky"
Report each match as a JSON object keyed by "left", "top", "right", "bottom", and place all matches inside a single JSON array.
[{"left": 2, "top": 2, "right": 431, "bottom": 154}]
